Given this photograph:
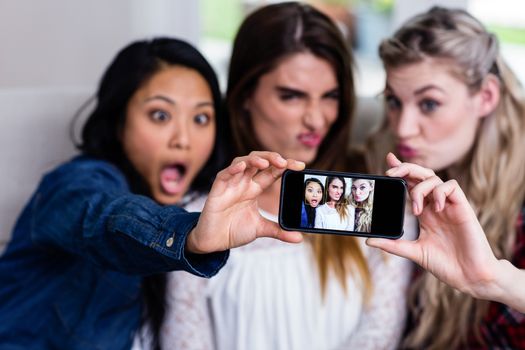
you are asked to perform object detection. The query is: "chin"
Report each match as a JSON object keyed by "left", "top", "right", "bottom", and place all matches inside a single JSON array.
[{"left": 153, "top": 192, "right": 183, "bottom": 206}]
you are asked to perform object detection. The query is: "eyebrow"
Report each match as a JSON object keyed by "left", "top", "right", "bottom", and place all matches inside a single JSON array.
[
  {"left": 144, "top": 95, "right": 214, "bottom": 108},
  {"left": 144, "top": 95, "right": 175, "bottom": 105},
  {"left": 275, "top": 86, "right": 306, "bottom": 96},
  {"left": 384, "top": 84, "right": 446, "bottom": 95},
  {"left": 414, "top": 85, "right": 446, "bottom": 95},
  {"left": 275, "top": 86, "right": 338, "bottom": 96}
]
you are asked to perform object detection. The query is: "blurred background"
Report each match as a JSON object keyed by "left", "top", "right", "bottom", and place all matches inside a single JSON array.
[
  {"left": 0, "top": 0, "right": 524, "bottom": 250},
  {"left": 1, "top": 0, "right": 523, "bottom": 95}
]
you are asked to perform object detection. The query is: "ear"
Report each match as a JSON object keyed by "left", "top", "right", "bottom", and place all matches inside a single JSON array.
[{"left": 476, "top": 74, "right": 501, "bottom": 119}]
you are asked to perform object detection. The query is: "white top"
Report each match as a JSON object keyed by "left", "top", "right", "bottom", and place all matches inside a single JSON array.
[
  {"left": 161, "top": 196, "right": 417, "bottom": 350},
  {"left": 314, "top": 203, "right": 355, "bottom": 232}
]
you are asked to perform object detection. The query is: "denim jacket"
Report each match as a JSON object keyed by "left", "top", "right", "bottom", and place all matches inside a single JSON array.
[{"left": 0, "top": 156, "right": 228, "bottom": 349}]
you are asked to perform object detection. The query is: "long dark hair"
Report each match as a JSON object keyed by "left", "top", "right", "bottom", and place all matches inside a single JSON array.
[
  {"left": 303, "top": 178, "right": 325, "bottom": 227},
  {"left": 225, "top": 2, "right": 371, "bottom": 299},
  {"left": 226, "top": 1, "right": 355, "bottom": 170},
  {"left": 74, "top": 37, "right": 225, "bottom": 349}
]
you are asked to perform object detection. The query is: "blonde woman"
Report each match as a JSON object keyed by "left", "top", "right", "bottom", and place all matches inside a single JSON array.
[
  {"left": 366, "top": 7, "right": 525, "bottom": 349},
  {"left": 350, "top": 179, "right": 374, "bottom": 233}
]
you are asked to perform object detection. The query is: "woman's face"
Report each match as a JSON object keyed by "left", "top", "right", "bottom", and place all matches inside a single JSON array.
[
  {"left": 351, "top": 179, "right": 372, "bottom": 203},
  {"left": 327, "top": 178, "right": 344, "bottom": 202},
  {"left": 245, "top": 52, "right": 339, "bottom": 164},
  {"left": 305, "top": 181, "right": 323, "bottom": 208},
  {"left": 122, "top": 65, "right": 215, "bottom": 205},
  {"left": 384, "top": 58, "right": 490, "bottom": 171}
]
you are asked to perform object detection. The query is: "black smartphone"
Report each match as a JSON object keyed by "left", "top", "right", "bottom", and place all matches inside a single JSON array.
[{"left": 279, "top": 169, "right": 407, "bottom": 239}]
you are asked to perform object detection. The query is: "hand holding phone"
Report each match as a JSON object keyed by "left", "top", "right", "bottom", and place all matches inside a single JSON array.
[{"left": 279, "top": 169, "right": 407, "bottom": 239}]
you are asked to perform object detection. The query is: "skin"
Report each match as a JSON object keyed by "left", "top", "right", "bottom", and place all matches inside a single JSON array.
[
  {"left": 188, "top": 151, "right": 306, "bottom": 252},
  {"left": 384, "top": 58, "right": 499, "bottom": 172},
  {"left": 246, "top": 52, "right": 340, "bottom": 215},
  {"left": 117, "top": 66, "right": 308, "bottom": 252},
  {"left": 367, "top": 153, "right": 525, "bottom": 313},
  {"left": 326, "top": 178, "right": 344, "bottom": 207},
  {"left": 121, "top": 65, "right": 215, "bottom": 205},
  {"left": 305, "top": 181, "right": 323, "bottom": 208},
  {"left": 351, "top": 179, "right": 373, "bottom": 203},
  {"left": 246, "top": 52, "right": 339, "bottom": 164}
]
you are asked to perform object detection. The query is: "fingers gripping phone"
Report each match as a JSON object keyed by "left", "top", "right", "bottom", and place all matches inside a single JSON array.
[{"left": 279, "top": 169, "right": 407, "bottom": 239}]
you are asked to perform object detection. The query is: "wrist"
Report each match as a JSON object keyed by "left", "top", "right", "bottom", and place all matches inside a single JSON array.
[
  {"left": 185, "top": 228, "right": 205, "bottom": 254},
  {"left": 484, "top": 259, "right": 513, "bottom": 301}
]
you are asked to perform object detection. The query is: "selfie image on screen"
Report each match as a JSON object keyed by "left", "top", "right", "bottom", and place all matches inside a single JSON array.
[{"left": 300, "top": 175, "right": 375, "bottom": 233}]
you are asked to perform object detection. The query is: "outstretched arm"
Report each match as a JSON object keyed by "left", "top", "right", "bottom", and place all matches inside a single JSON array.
[{"left": 366, "top": 153, "right": 525, "bottom": 313}]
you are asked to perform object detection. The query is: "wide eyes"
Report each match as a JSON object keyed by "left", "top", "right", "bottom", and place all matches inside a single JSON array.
[
  {"left": 385, "top": 94, "right": 440, "bottom": 115},
  {"left": 194, "top": 113, "right": 211, "bottom": 125},
  {"left": 150, "top": 109, "right": 170, "bottom": 122},
  {"left": 420, "top": 99, "right": 440, "bottom": 113},
  {"left": 149, "top": 110, "right": 212, "bottom": 126}
]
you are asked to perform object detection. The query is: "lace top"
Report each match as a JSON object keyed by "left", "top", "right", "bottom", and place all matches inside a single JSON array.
[{"left": 161, "top": 196, "right": 417, "bottom": 350}]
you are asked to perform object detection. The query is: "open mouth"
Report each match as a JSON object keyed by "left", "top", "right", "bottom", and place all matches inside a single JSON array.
[
  {"left": 310, "top": 199, "right": 319, "bottom": 207},
  {"left": 160, "top": 163, "right": 187, "bottom": 196}
]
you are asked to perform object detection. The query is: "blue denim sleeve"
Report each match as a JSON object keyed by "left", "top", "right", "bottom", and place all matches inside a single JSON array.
[{"left": 29, "top": 157, "right": 228, "bottom": 276}]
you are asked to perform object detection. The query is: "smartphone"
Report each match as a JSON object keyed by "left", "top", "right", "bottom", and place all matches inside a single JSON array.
[{"left": 279, "top": 169, "right": 407, "bottom": 239}]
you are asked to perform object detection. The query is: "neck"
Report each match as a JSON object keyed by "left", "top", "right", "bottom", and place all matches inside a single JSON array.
[{"left": 327, "top": 200, "right": 336, "bottom": 208}]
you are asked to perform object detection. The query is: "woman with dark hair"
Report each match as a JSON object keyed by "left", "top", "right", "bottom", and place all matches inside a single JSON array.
[
  {"left": 315, "top": 176, "right": 355, "bottom": 231},
  {"left": 301, "top": 177, "right": 324, "bottom": 228},
  {"left": 0, "top": 37, "right": 304, "bottom": 350},
  {"left": 164, "top": 3, "right": 413, "bottom": 349}
]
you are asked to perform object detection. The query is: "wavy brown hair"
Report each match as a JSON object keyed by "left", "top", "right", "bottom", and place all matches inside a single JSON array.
[
  {"left": 325, "top": 176, "right": 351, "bottom": 222},
  {"left": 226, "top": 2, "right": 371, "bottom": 299},
  {"left": 366, "top": 7, "right": 525, "bottom": 349}
]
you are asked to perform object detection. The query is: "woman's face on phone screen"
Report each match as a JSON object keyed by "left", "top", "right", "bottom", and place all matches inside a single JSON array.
[
  {"left": 122, "top": 65, "right": 215, "bottom": 205},
  {"left": 244, "top": 52, "right": 339, "bottom": 165},
  {"left": 327, "top": 178, "right": 344, "bottom": 202},
  {"left": 351, "top": 179, "right": 372, "bottom": 203},
  {"left": 305, "top": 181, "right": 323, "bottom": 207}
]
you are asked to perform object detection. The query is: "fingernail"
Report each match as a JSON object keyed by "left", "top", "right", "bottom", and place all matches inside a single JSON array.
[{"left": 412, "top": 201, "right": 418, "bottom": 214}]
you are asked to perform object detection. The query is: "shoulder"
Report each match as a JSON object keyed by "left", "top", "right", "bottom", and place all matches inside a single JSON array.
[{"left": 43, "top": 155, "right": 128, "bottom": 189}]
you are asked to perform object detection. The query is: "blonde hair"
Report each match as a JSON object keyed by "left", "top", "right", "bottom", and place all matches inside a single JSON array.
[
  {"left": 350, "top": 179, "right": 374, "bottom": 232},
  {"left": 366, "top": 7, "right": 525, "bottom": 349}
]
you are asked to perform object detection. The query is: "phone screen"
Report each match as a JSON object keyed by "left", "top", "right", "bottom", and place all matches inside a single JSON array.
[{"left": 279, "top": 169, "right": 406, "bottom": 239}]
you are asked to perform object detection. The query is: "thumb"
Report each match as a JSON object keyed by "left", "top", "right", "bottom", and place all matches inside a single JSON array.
[
  {"left": 257, "top": 219, "right": 303, "bottom": 243},
  {"left": 366, "top": 237, "right": 420, "bottom": 264}
]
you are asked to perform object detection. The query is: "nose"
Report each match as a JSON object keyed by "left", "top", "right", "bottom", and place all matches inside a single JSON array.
[
  {"left": 392, "top": 106, "right": 419, "bottom": 139},
  {"left": 303, "top": 99, "right": 325, "bottom": 131},
  {"left": 169, "top": 119, "right": 190, "bottom": 150}
]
